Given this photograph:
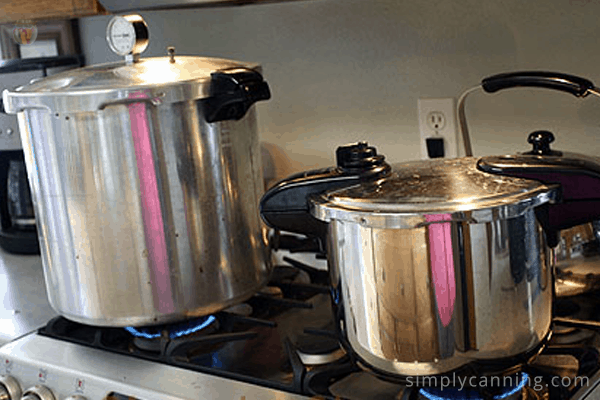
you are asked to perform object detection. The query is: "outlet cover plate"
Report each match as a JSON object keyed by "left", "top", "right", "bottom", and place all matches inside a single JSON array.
[{"left": 418, "top": 98, "right": 458, "bottom": 159}]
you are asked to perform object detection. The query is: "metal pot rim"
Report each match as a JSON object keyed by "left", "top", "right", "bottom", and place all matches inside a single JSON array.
[
  {"left": 2, "top": 56, "right": 260, "bottom": 113},
  {"left": 309, "top": 157, "right": 560, "bottom": 228},
  {"left": 310, "top": 185, "right": 558, "bottom": 229}
]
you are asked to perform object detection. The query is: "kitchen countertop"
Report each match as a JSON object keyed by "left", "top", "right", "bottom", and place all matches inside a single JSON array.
[{"left": 0, "top": 246, "right": 56, "bottom": 346}]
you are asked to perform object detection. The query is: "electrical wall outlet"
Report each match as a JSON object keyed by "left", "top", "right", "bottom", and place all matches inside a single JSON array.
[{"left": 418, "top": 98, "right": 458, "bottom": 159}]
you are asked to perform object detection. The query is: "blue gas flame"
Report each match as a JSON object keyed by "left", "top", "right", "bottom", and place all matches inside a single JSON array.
[
  {"left": 125, "top": 315, "right": 217, "bottom": 340},
  {"left": 419, "top": 372, "right": 529, "bottom": 400}
]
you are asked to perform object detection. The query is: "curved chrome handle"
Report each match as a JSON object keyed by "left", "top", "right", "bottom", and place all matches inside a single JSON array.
[{"left": 457, "top": 71, "right": 600, "bottom": 157}]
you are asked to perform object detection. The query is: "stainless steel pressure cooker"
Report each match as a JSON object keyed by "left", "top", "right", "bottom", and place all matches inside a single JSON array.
[
  {"left": 2, "top": 15, "right": 272, "bottom": 327},
  {"left": 260, "top": 72, "right": 600, "bottom": 377}
]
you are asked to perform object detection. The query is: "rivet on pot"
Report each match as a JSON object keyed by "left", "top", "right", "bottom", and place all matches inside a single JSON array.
[
  {"left": 150, "top": 96, "right": 163, "bottom": 106},
  {"left": 167, "top": 46, "right": 176, "bottom": 63}
]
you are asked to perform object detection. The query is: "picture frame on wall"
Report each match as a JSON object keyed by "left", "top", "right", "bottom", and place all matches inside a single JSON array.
[{"left": 0, "top": 19, "right": 79, "bottom": 60}]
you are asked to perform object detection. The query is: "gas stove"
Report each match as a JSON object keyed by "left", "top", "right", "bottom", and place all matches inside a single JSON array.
[{"left": 2, "top": 242, "right": 600, "bottom": 400}]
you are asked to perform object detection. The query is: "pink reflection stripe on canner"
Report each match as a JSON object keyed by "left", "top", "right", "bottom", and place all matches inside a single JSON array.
[
  {"left": 128, "top": 92, "right": 175, "bottom": 313},
  {"left": 425, "top": 213, "right": 456, "bottom": 327}
]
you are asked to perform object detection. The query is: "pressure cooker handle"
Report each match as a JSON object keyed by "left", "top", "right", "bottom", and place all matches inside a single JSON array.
[
  {"left": 459, "top": 71, "right": 599, "bottom": 157},
  {"left": 481, "top": 71, "right": 596, "bottom": 97},
  {"left": 203, "top": 68, "right": 271, "bottom": 123},
  {"left": 260, "top": 142, "right": 391, "bottom": 239}
]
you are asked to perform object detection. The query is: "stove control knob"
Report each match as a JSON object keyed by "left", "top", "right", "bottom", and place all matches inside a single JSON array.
[
  {"left": 64, "top": 397, "right": 87, "bottom": 400},
  {"left": 0, "top": 376, "right": 22, "bottom": 400},
  {"left": 20, "top": 385, "right": 54, "bottom": 400}
]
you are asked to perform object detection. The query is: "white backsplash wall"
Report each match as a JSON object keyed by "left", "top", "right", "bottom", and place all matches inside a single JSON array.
[{"left": 78, "top": 0, "right": 600, "bottom": 182}]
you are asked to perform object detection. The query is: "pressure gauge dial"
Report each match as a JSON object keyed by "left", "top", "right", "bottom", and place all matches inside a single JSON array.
[{"left": 106, "top": 15, "right": 149, "bottom": 59}]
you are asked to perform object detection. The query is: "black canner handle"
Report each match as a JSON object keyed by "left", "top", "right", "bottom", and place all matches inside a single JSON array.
[{"left": 259, "top": 142, "right": 391, "bottom": 239}]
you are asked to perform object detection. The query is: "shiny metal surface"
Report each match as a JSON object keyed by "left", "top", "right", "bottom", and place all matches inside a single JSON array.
[
  {"left": 557, "top": 223, "right": 599, "bottom": 261},
  {"left": 312, "top": 158, "right": 557, "bottom": 229},
  {"left": 0, "top": 246, "right": 56, "bottom": 345},
  {"left": 555, "top": 255, "right": 600, "bottom": 297},
  {"left": 0, "top": 334, "right": 311, "bottom": 400},
  {"left": 22, "top": 385, "right": 54, "bottom": 400},
  {"left": 0, "top": 70, "right": 43, "bottom": 151},
  {"left": 4, "top": 58, "right": 271, "bottom": 326},
  {"left": 106, "top": 15, "right": 149, "bottom": 58},
  {"left": 572, "top": 369, "right": 600, "bottom": 399},
  {"left": 315, "top": 157, "right": 554, "bottom": 213},
  {"left": 555, "top": 223, "right": 600, "bottom": 297},
  {"left": 296, "top": 348, "right": 346, "bottom": 366},
  {"left": 3, "top": 57, "right": 259, "bottom": 114},
  {"left": 324, "top": 202, "right": 553, "bottom": 376},
  {"left": 0, "top": 375, "right": 21, "bottom": 400}
]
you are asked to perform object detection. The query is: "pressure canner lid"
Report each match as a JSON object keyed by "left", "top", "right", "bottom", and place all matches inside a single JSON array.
[
  {"left": 310, "top": 157, "right": 558, "bottom": 228},
  {"left": 3, "top": 56, "right": 263, "bottom": 113}
]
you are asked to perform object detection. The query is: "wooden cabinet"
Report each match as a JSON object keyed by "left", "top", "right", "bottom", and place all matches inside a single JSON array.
[{"left": 0, "top": 0, "right": 106, "bottom": 24}]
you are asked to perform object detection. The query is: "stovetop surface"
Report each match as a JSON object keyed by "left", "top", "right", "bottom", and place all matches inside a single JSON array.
[
  {"left": 5, "top": 242, "right": 600, "bottom": 400},
  {"left": 37, "top": 255, "right": 361, "bottom": 398}
]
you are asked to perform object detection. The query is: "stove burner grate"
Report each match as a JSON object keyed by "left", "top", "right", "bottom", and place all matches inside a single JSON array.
[
  {"left": 37, "top": 254, "right": 600, "bottom": 400},
  {"left": 419, "top": 372, "right": 529, "bottom": 400},
  {"left": 37, "top": 259, "right": 342, "bottom": 398},
  {"left": 125, "top": 315, "right": 217, "bottom": 340}
]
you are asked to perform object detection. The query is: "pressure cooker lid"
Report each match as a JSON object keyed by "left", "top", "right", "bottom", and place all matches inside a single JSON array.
[
  {"left": 3, "top": 56, "right": 265, "bottom": 113},
  {"left": 311, "top": 157, "right": 558, "bottom": 226}
]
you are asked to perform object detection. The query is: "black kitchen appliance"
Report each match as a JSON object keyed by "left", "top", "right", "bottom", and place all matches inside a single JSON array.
[
  {"left": 0, "top": 56, "right": 81, "bottom": 254},
  {"left": 0, "top": 150, "right": 37, "bottom": 254}
]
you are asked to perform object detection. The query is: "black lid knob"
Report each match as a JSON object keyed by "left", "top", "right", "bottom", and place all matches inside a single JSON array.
[
  {"left": 336, "top": 142, "right": 386, "bottom": 171},
  {"left": 525, "top": 131, "right": 561, "bottom": 156}
]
